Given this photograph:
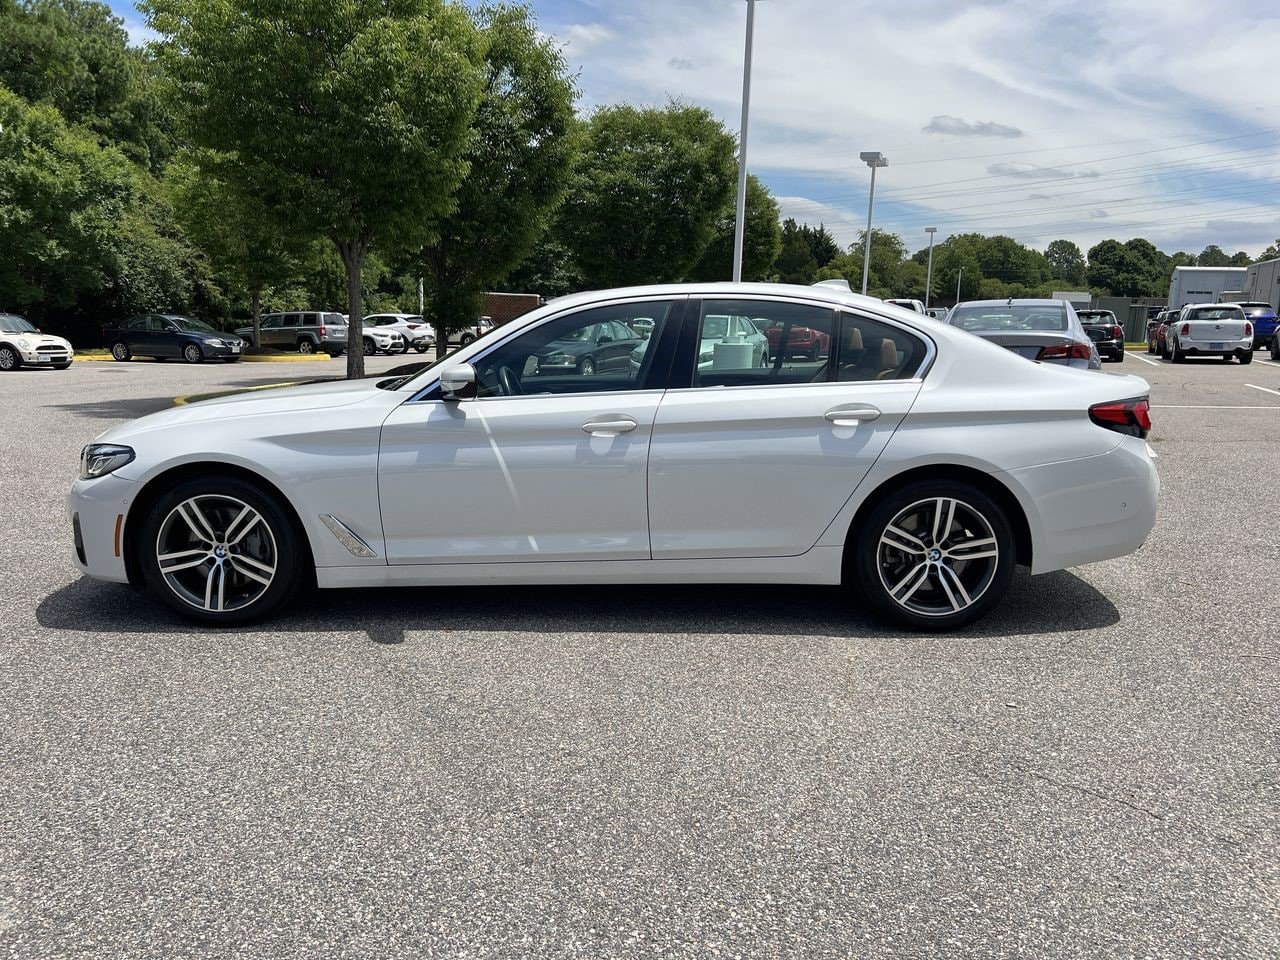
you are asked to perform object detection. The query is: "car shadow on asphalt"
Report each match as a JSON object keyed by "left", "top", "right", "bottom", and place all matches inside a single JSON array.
[
  {"left": 46, "top": 397, "right": 179, "bottom": 420},
  {"left": 36, "top": 568, "right": 1119, "bottom": 644}
]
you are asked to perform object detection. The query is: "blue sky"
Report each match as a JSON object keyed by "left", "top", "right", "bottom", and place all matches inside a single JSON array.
[{"left": 110, "top": 0, "right": 1280, "bottom": 258}]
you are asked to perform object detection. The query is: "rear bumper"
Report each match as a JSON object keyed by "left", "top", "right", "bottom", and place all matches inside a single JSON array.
[
  {"left": 1179, "top": 336, "right": 1251, "bottom": 354},
  {"left": 1006, "top": 436, "right": 1159, "bottom": 575}
]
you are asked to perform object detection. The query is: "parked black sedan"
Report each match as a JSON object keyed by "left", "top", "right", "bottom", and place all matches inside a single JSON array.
[
  {"left": 1077, "top": 309, "right": 1125, "bottom": 363},
  {"left": 532, "top": 319, "right": 645, "bottom": 377},
  {"left": 105, "top": 314, "right": 245, "bottom": 363}
]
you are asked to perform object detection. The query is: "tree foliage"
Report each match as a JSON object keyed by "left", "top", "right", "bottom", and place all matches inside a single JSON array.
[
  {"left": 558, "top": 102, "right": 737, "bottom": 287},
  {"left": 421, "top": 3, "right": 577, "bottom": 339},
  {"left": 146, "top": 0, "right": 487, "bottom": 376},
  {"left": 686, "top": 175, "right": 782, "bottom": 282}
]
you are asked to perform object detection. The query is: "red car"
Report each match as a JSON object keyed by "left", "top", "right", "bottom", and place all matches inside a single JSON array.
[
  {"left": 764, "top": 324, "right": 830, "bottom": 361},
  {"left": 1148, "top": 311, "right": 1177, "bottom": 357}
]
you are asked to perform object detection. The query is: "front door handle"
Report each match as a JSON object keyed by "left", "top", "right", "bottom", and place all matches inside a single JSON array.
[
  {"left": 582, "top": 415, "right": 638, "bottom": 436},
  {"left": 824, "top": 404, "right": 881, "bottom": 427}
]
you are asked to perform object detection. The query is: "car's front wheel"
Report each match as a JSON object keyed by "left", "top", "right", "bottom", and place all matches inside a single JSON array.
[
  {"left": 183, "top": 343, "right": 203, "bottom": 364},
  {"left": 579, "top": 356, "right": 596, "bottom": 376},
  {"left": 363, "top": 337, "right": 376, "bottom": 356},
  {"left": 139, "top": 476, "right": 306, "bottom": 624},
  {"left": 853, "top": 480, "right": 1015, "bottom": 631},
  {"left": 111, "top": 341, "right": 131, "bottom": 362}
]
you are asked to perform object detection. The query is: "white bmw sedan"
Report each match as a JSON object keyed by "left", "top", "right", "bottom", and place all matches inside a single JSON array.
[{"left": 69, "top": 282, "right": 1159, "bottom": 631}]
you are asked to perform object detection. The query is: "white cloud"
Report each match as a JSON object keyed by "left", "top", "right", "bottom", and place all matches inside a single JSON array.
[
  {"left": 121, "top": 16, "right": 158, "bottom": 47},
  {"left": 544, "top": 0, "right": 1280, "bottom": 256}
]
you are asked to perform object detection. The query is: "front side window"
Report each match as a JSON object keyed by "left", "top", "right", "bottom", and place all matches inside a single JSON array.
[
  {"left": 261, "top": 315, "right": 282, "bottom": 329},
  {"left": 692, "top": 299, "right": 834, "bottom": 388},
  {"left": 472, "top": 301, "right": 674, "bottom": 398},
  {"left": 836, "top": 312, "right": 928, "bottom": 381}
]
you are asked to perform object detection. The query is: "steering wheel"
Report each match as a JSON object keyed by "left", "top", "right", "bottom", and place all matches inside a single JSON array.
[{"left": 498, "top": 365, "right": 523, "bottom": 396}]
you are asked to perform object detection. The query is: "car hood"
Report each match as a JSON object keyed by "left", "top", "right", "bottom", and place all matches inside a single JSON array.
[
  {"left": 5, "top": 331, "right": 72, "bottom": 348},
  {"left": 94, "top": 377, "right": 390, "bottom": 442}
]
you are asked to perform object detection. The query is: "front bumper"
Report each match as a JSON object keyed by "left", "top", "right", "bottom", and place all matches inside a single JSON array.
[
  {"left": 67, "top": 473, "right": 143, "bottom": 583},
  {"left": 203, "top": 342, "right": 243, "bottom": 359},
  {"left": 20, "top": 347, "right": 73, "bottom": 365}
]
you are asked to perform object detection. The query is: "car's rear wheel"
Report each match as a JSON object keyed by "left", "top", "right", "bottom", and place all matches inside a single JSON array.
[
  {"left": 1272, "top": 340, "right": 1280, "bottom": 361},
  {"left": 853, "top": 480, "right": 1015, "bottom": 631},
  {"left": 297, "top": 339, "right": 315, "bottom": 355},
  {"left": 139, "top": 476, "right": 305, "bottom": 624},
  {"left": 183, "top": 343, "right": 203, "bottom": 364},
  {"left": 460, "top": 333, "right": 476, "bottom": 346},
  {"left": 414, "top": 342, "right": 429, "bottom": 354},
  {"left": 1171, "top": 340, "right": 1185, "bottom": 363},
  {"left": 1239, "top": 349, "right": 1253, "bottom": 365},
  {"left": 110, "top": 341, "right": 131, "bottom": 362},
  {"left": 0, "top": 346, "right": 20, "bottom": 371}
]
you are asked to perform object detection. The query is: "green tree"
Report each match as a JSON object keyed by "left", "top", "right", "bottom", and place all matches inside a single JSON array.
[
  {"left": 687, "top": 174, "right": 782, "bottom": 282},
  {"left": 1044, "top": 239, "right": 1086, "bottom": 285},
  {"left": 1087, "top": 239, "right": 1148, "bottom": 297},
  {"left": 1256, "top": 240, "right": 1280, "bottom": 262},
  {"left": 0, "top": 84, "right": 133, "bottom": 312},
  {"left": 1196, "top": 244, "right": 1231, "bottom": 267},
  {"left": 146, "top": 0, "right": 487, "bottom": 378},
  {"left": 420, "top": 4, "right": 577, "bottom": 347},
  {"left": 815, "top": 229, "right": 906, "bottom": 296},
  {"left": 774, "top": 218, "right": 818, "bottom": 284},
  {"left": 498, "top": 231, "right": 582, "bottom": 299},
  {"left": 559, "top": 102, "right": 737, "bottom": 287},
  {"left": 1229, "top": 250, "right": 1252, "bottom": 267},
  {"left": 169, "top": 154, "right": 309, "bottom": 349},
  {"left": 803, "top": 223, "right": 840, "bottom": 269}
]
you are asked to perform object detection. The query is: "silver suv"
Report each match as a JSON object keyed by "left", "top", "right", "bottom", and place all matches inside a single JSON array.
[{"left": 235, "top": 311, "right": 348, "bottom": 355}]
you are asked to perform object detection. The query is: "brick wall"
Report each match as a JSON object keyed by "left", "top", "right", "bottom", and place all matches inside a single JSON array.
[{"left": 483, "top": 292, "right": 542, "bottom": 326}]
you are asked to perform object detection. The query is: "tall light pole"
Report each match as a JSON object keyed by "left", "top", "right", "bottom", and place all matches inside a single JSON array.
[
  {"left": 955, "top": 266, "right": 964, "bottom": 305},
  {"left": 859, "top": 151, "right": 887, "bottom": 295},
  {"left": 731, "top": 0, "right": 760, "bottom": 283},
  {"left": 923, "top": 226, "right": 937, "bottom": 310}
]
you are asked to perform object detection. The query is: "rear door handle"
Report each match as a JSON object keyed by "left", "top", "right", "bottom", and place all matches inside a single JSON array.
[
  {"left": 824, "top": 404, "right": 881, "bottom": 427},
  {"left": 582, "top": 415, "right": 638, "bottom": 436}
]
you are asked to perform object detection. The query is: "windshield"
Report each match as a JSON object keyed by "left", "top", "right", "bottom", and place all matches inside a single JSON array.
[
  {"left": 173, "top": 316, "right": 218, "bottom": 332},
  {"left": 0, "top": 314, "right": 36, "bottom": 334},
  {"left": 949, "top": 304, "right": 1067, "bottom": 332}
]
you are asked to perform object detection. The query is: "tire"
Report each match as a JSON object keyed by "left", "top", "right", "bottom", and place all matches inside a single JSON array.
[
  {"left": 460, "top": 333, "right": 476, "bottom": 346},
  {"left": 0, "top": 346, "right": 20, "bottom": 371},
  {"left": 1171, "top": 339, "right": 1185, "bottom": 363},
  {"left": 852, "top": 479, "right": 1015, "bottom": 631},
  {"left": 760, "top": 350, "right": 770, "bottom": 368},
  {"left": 1116, "top": 350, "right": 1124, "bottom": 363},
  {"left": 363, "top": 337, "right": 376, "bottom": 356},
  {"left": 579, "top": 356, "right": 596, "bottom": 377},
  {"left": 110, "top": 341, "right": 132, "bottom": 362},
  {"left": 327, "top": 349, "right": 344, "bottom": 358},
  {"left": 1271, "top": 340, "right": 1280, "bottom": 361},
  {"left": 297, "top": 339, "right": 316, "bottom": 355},
  {"left": 183, "top": 343, "right": 203, "bottom": 364},
  {"left": 1146, "top": 339, "right": 1155, "bottom": 355},
  {"left": 1160, "top": 338, "right": 1170, "bottom": 360},
  {"left": 138, "top": 475, "right": 306, "bottom": 625},
  {"left": 1239, "top": 349, "right": 1253, "bottom": 365},
  {"left": 413, "top": 342, "right": 429, "bottom": 354}
]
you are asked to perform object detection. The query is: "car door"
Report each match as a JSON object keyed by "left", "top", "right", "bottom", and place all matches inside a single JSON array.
[
  {"left": 377, "top": 298, "right": 683, "bottom": 564},
  {"left": 647, "top": 298, "right": 929, "bottom": 559},
  {"left": 121, "top": 316, "right": 152, "bottom": 354}
]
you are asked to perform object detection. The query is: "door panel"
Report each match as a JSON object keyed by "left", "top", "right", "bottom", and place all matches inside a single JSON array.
[
  {"left": 647, "top": 381, "right": 920, "bottom": 558},
  {"left": 378, "top": 392, "right": 662, "bottom": 564}
]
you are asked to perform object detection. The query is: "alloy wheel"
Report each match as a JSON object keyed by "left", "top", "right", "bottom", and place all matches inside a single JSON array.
[
  {"left": 0, "top": 347, "right": 16, "bottom": 371},
  {"left": 875, "top": 496, "right": 1000, "bottom": 618},
  {"left": 154, "top": 494, "right": 278, "bottom": 614}
]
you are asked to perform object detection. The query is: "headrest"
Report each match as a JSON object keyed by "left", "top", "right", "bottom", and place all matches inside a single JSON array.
[
  {"left": 880, "top": 338, "right": 897, "bottom": 368},
  {"left": 846, "top": 327, "right": 864, "bottom": 350}
]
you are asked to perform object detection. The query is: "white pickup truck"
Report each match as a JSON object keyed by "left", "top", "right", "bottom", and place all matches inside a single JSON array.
[{"left": 1165, "top": 303, "right": 1253, "bottom": 364}]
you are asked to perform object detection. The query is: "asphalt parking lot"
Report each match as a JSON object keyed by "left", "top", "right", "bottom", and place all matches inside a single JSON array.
[{"left": 2, "top": 350, "right": 1278, "bottom": 958}]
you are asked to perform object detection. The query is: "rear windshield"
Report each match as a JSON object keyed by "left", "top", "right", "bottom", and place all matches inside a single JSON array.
[
  {"left": 1188, "top": 307, "right": 1245, "bottom": 321},
  {"left": 1239, "top": 305, "right": 1276, "bottom": 318},
  {"left": 323, "top": 313, "right": 346, "bottom": 325},
  {"left": 1077, "top": 311, "right": 1116, "bottom": 323},
  {"left": 948, "top": 304, "right": 1067, "bottom": 332}
]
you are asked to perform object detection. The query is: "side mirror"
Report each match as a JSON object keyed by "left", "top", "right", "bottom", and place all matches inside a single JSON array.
[{"left": 439, "top": 362, "right": 477, "bottom": 401}]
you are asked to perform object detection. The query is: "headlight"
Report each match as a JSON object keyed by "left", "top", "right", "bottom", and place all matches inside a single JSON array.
[
  {"left": 205, "top": 338, "right": 225, "bottom": 347},
  {"left": 80, "top": 444, "right": 135, "bottom": 480}
]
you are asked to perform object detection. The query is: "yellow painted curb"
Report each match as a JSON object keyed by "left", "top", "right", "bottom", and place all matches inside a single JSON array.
[
  {"left": 77, "top": 352, "right": 330, "bottom": 363},
  {"left": 174, "top": 380, "right": 311, "bottom": 406}
]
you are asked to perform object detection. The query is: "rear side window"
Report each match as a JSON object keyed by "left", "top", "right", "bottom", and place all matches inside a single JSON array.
[
  {"left": 693, "top": 299, "right": 835, "bottom": 387},
  {"left": 323, "top": 313, "right": 346, "bottom": 326},
  {"left": 300, "top": 314, "right": 317, "bottom": 326},
  {"left": 284, "top": 313, "right": 302, "bottom": 327},
  {"left": 836, "top": 312, "right": 928, "bottom": 381}
]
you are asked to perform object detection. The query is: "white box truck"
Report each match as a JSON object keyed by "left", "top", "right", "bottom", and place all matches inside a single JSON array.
[
  {"left": 1168, "top": 266, "right": 1247, "bottom": 309},
  {"left": 1241, "top": 258, "right": 1280, "bottom": 311}
]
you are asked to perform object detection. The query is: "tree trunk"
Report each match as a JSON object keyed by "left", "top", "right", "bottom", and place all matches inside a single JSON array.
[
  {"left": 251, "top": 284, "right": 262, "bottom": 354},
  {"left": 336, "top": 238, "right": 367, "bottom": 379}
]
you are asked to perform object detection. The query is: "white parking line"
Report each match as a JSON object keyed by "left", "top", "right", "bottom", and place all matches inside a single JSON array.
[
  {"left": 1244, "top": 383, "right": 1280, "bottom": 398},
  {"left": 1127, "top": 352, "right": 1162, "bottom": 367},
  {"left": 1256, "top": 358, "right": 1280, "bottom": 368}
]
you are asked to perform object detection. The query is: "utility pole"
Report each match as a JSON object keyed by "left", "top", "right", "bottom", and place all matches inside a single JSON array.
[{"left": 924, "top": 226, "right": 937, "bottom": 310}]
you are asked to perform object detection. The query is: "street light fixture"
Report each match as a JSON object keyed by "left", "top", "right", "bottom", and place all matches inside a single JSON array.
[
  {"left": 923, "top": 226, "right": 937, "bottom": 310},
  {"left": 859, "top": 151, "right": 888, "bottom": 295},
  {"left": 731, "top": 0, "right": 762, "bottom": 283}
]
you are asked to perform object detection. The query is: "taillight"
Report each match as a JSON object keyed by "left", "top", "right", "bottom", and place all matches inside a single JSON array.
[
  {"left": 318, "top": 325, "right": 326, "bottom": 336},
  {"left": 1037, "top": 343, "right": 1093, "bottom": 361},
  {"left": 1245, "top": 322, "right": 1253, "bottom": 337},
  {"left": 1181, "top": 323, "right": 1189, "bottom": 335},
  {"left": 1111, "top": 325, "right": 1123, "bottom": 339},
  {"left": 1089, "top": 397, "right": 1151, "bottom": 439}
]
